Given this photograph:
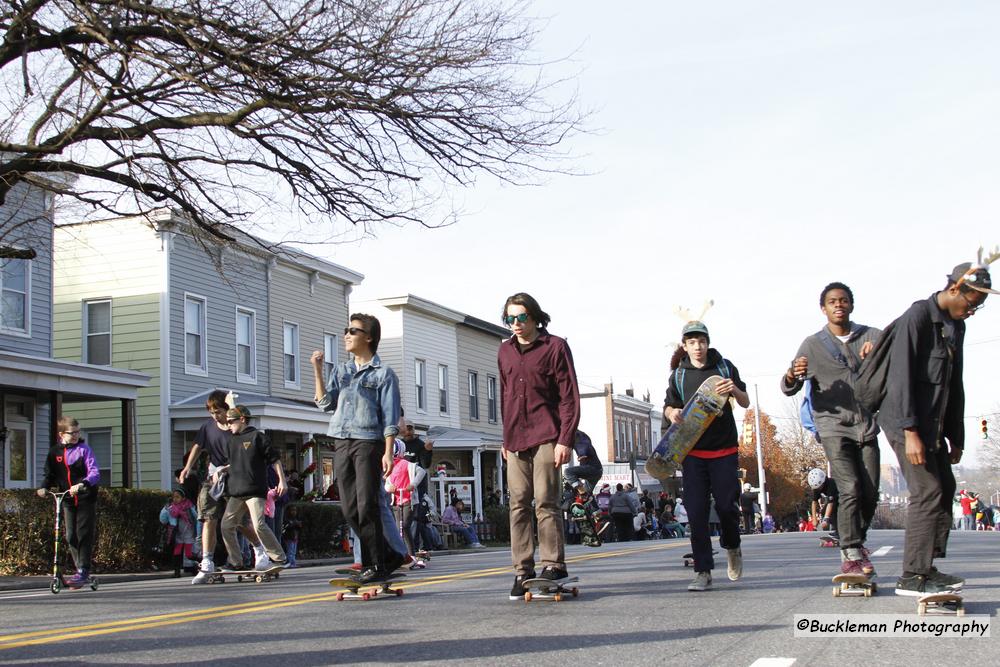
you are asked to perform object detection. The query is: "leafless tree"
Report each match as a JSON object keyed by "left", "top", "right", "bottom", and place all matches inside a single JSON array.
[{"left": 1, "top": 0, "right": 583, "bottom": 246}]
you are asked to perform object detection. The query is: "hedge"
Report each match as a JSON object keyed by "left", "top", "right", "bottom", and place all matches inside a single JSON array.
[{"left": 0, "top": 489, "right": 348, "bottom": 575}]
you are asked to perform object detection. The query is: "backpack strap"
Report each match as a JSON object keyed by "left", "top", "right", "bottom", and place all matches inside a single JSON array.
[
  {"left": 716, "top": 359, "right": 731, "bottom": 379},
  {"left": 675, "top": 368, "right": 686, "bottom": 403},
  {"left": 816, "top": 329, "right": 849, "bottom": 368}
]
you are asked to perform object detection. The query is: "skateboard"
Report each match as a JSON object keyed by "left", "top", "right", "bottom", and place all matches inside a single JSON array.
[
  {"left": 205, "top": 565, "right": 283, "bottom": 584},
  {"left": 521, "top": 576, "right": 579, "bottom": 602},
  {"left": 917, "top": 592, "right": 964, "bottom": 616},
  {"left": 570, "top": 501, "right": 602, "bottom": 547},
  {"left": 683, "top": 550, "right": 717, "bottom": 567},
  {"left": 819, "top": 535, "right": 839, "bottom": 548},
  {"left": 329, "top": 573, "right": 406, "bottom": 601},
  {"left": 832, "top": 573, "right": 877, "bottom": 597},
  {"left": 646, "top": 376, "right": 728, "bottom": 481}
]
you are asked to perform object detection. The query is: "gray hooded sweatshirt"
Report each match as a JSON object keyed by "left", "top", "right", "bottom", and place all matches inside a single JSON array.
[{"left": 781, "top": 324, "right": 882, "bottom": 443}]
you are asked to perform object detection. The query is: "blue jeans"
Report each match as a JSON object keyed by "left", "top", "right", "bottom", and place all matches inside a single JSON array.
[
  {"left": 563, "top": 463, "right": 603, "bottom": 492},
  {"left": 285, "top": 540, "right": 298, "bottom": 566},
  {"left": 452, "top": 524, "right": 480, "bottom": 546}
]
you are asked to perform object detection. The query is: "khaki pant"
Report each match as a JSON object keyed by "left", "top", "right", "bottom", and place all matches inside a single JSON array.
[
  {"left": 220, "top": 496, "right": 285, "bottom": 566},
  {"left": 506, "top": 443, "right": 565, "bottom": 575}
]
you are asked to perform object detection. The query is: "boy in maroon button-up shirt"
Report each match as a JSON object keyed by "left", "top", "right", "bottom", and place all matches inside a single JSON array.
[{"left": 498, "top": 292, "right": 580, "bottom": 600}]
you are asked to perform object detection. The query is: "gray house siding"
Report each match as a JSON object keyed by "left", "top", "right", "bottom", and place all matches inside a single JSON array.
[
  {"left": 456, "top": 326, "right": 504, "bottom": 437},
  {"left": 169, "top": 234, "right": 270, "bottom": 401},
  {"left": 0, "top": 182, "right": 53, "bottom": 357},
  {"left": 268, "top": 264, "right": 349, "bottom": 403}
]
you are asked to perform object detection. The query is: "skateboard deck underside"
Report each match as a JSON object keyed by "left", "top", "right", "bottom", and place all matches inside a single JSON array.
[{"left": 646, "top": 376, "right": 727, "bottom": 481}]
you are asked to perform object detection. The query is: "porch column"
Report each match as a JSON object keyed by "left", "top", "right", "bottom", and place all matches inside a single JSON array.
[
  {"left": 121, "top": 399, "right": 136, "bottom": 488},
  {"left": 303, "top": 437, "right": 315, "bottom": 494},
  {"left": 472, "top": 447, "right": 483, "bottom": 519},
  {"left": 496, "top": 449, "right": 504, "bottom": 505}
]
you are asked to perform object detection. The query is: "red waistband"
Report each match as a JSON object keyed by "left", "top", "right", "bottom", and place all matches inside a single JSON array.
[{"left": 687, "top": 446, "right": 738, "bottom": 459}]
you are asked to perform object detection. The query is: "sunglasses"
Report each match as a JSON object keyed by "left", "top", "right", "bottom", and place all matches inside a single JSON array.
[
  {"left": 959, "top": 291, "right": 985, "bottom": 314},
  {"left": 504, "top": 313, "right": 529, "bottom": 325},
  {"left": 344, "top": 327, "right": 368, "bottom": 336}
]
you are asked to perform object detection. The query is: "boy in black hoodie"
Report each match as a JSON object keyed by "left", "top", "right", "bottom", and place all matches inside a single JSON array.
[
  {"left": 664, "top": 321, "right": 750, "bottom": 591},
  {"left": 218, "top": 406, "right": 287, "bottom": 571}
]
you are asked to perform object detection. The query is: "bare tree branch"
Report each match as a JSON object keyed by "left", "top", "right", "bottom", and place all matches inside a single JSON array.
[{"left": 0, "top": 0, "right": 584, "bottom": 243}]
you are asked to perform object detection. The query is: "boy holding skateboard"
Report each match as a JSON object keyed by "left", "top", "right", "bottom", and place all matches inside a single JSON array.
[
  {"left": 878, "top": 261, "right": 993, "bottom": 596},
  {"left": 218, "top": 406, "right": 288, "bottom": 572},
  {"left": 498, "top": 292, "right": 581, "bottom": 600},
  {"left": 781, "top": 282, "right": 881, "bottom": 577},
  {"left": 664, "top": 321, "right": 749, "bottom": 591},
  {"left": 312, "top": 314, "right": 404, "bottom": 584}
]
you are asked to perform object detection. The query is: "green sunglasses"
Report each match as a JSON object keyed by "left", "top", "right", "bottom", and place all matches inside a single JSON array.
[{"left": 504, "top": 313, "right": 529, "bottom": 325}]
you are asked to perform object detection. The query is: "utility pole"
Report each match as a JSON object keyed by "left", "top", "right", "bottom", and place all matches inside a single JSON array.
[{"left": 753, "top": 384, "right": 768, "bottom": 517}]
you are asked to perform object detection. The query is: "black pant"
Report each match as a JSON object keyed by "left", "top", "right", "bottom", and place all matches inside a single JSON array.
[
  {"left": 890, "top": 439, "right": 955, "bottom": 575},
  {"left": 334, "top": 438, "right": 388, "bottom": 569},
  {"left": 681, "top": 453, "right": 741, "bottom": 572},
  {"left": 611, "top": 513, "right": 634, "bottom": 542},
  {"left": 63, "top": 496, "right": 97, "bottom": 572},
  {"left": 823, "top": 437, "right": 880, "bottom": 548}
]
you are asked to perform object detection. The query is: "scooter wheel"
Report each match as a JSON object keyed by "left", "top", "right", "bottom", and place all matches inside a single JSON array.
[
  {"left": 50, "top": 579, "right": 62, "bottom": 595},
  {"left": 90, "top": 578, "right": 99, "bottom": 591}
]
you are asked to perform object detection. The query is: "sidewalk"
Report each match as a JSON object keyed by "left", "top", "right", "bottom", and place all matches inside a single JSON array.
[{"left": 0, "top": 547, "right": 503, "bottom": 592}]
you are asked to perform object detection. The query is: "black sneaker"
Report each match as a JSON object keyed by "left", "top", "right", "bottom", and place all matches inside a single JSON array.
[
  {"left": 928, "top": 567, "right": 964, "bottom": 590},
  {"left": 357, "top": 567, "right": 387, "bottom": 584},
  {"left": 539, "top": 566, "right": 568, "bottom": 581},
  {"left": 219, "top": 562, "right": 241, "bottom": 573},
  {"left": 508, "top": 572, "right": 536, "bottom": 600},
  {"left": 895, "top": 573, "right": 949, "bottom": 597}
]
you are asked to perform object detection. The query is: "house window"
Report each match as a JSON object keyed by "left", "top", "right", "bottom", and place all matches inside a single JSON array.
[
  {"left": 468, "top": 371, "right": 479, "bottom": 420},
  {"left": 83, "top": 299, "right": 112, "bottom": 365},
  {"left": 438, "top": 365, "right": 449, "bottom": 414},
  {"left": 415, "top": 359, "right": 426, "bottom": 411},
  {"left": 283, "top": 322, "right": 299, "bottom": 386},
  {"left": 0, "top": 257, "right": 29, "bottom": 333},
  {"left": 236, "top": 308, "right": 256, "bottom": 382},
  {"left": 487, "top": 375, "right": 497, "bottom": 423},
  {"left": 323, "top": 332, "right": 339, "bottom": 381},
  {"left": 84, "top": 428, "right": 113, "bottom": 487},
  {"left": 184, "top": 294, "right": 207, "bottom": 374}
]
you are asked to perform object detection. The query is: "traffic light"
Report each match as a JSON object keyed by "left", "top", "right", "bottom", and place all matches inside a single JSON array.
[
  {"left": 983, "top": 419, "right": 989, "bottom": 440},
  {"left": 743, "top": 422, "right": 754, "bottom": 446}
]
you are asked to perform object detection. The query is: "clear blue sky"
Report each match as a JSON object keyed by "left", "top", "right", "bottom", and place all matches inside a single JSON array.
[{"left": 304, "top": 1, "right": 1000, "bottom": 464}]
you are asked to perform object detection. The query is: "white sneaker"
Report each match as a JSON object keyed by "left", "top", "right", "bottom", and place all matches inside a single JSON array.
[
  {"left": 255, "top": 555, "right": 272, "bottom": 572},
  {"left": 727, "top": 547, "right": 743, "bottom": 581},
  {"left": 688, "top": 571, "right": 712, "bottom": 591},
  {"left": 191, "top": 570, "right": 210, "bottom": 584},
  {"left": 471, "top": 543, "right": 486, "bottom": 549}
]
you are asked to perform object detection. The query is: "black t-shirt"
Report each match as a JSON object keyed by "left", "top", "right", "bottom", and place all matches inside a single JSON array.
[
  {"left": 196, "top": 418, "right": 232, "bottom": 468},
  {"left": 404, "top": 437, "right": 433, "bottom": 469},
  {"left": 812, "top": 478, "right": 839, "bottom": 502},
  {"left": 740, "top": 492, "right": 757, "bottom": 511},
  {"left": 226, "top": 426, "right": 279, "bottom": 498}
]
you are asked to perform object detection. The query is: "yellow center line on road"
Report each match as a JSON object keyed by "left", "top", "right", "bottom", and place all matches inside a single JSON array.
[{"left": 0, "top": 541, "right": 686, "bottom": 650}]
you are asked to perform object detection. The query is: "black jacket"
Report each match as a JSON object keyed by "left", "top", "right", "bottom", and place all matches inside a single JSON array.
[
  {"left": 878, "top": 294, "right": 965, "bottom": 452},
  {"left": 664, "top": 349, "right": 745, "bottom": 453}
]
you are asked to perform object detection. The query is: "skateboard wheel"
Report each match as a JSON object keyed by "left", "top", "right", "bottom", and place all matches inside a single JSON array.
[
  {"left": 362, "top": 592, "right": 371, "bottom": 601},
  {"left": 336, "top": 592, "right": 345, "bottom": 601},
  {"left": 524, "top": 591, "right": 532, "bottom": 602},
  {"left": 870, "top": 582, "right": 877, "bottom": 594},
  {"left": 91, "top": 579, "right": 99, "bottom": 591},
  {"left": 237, "top": 575, "right": 244, "bottom": 583},
  {"left": 395, "top": 588, "right": 403, "bottom": 597},
  {"left": 956, "top": 606, "right": 965, "bottom": 617},
  {"left": 255, "top": 575, "right": 264, "bottom": 583},
  {"left": 571, "top": 587, "right": 579, "bottom": 597},
  {"left": 863, "top": 588, "right": 872, "bottom": 598},
  {"left": 833, "top": 587, "right": 840, "bottom": 597},
  {"left": 553, "top": 593, "right": 563, "bottom": 602},
  {"left": 918, "top": 603, "right": 926, "bottom": 616},
  {"left": 274, "top": 572, "right": 280, "bottom": 579}
]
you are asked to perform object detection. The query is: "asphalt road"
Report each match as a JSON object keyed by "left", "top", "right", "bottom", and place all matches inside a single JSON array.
[{"left": 0, "top": 530, "right": 996, "bottom": 666}]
